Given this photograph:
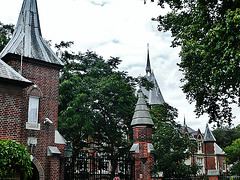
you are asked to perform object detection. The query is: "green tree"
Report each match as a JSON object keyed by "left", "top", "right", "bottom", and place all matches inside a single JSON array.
[
  {"left": 57, "top": 42, "right": 137, "bottom": 155},
  {"left": 0, "top": 22, "right": 14, "bottom": 52},
  {"left": 224, "top": 138, "right": 240, "bottom": 175},
  {"left": 213, "top": 126, "right": 240, "bottom": 149},
  {"left": 150, "top": 103, "right": 199, "bottom": 178},
  {"left": 150, "top": 0, "right": 240, "bottom": 126},
  {"left": 0, "top": 139, "right": 32, "bottom": 179}
]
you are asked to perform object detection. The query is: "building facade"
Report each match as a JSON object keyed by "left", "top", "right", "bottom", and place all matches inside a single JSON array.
[
  {"left": 183, "top": 123, "right": 227, "bottom": 177},
  {"left": 140, "top": 45, "right": 227, "bottom": 178},
  {"left": 0, "top": 0, "right": 65, "bottom": 179}
]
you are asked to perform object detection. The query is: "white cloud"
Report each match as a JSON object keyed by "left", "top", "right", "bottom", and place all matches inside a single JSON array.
[{"left": 0, "top": 0, "right": 240, "bottom": 132}]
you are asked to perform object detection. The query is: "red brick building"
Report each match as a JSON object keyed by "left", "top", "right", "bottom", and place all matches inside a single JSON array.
[
  {"left": 137, "top": 45, "right": 227, "bottom": 179},
  {"left": 0, "top": 0, "right": 65, "bottom": 179},
  {"left": 182, "top": 123, "right": 227, "bottom": 178},
  {"left": 130, "top": 92, "right": 155, "bottom": 180}
]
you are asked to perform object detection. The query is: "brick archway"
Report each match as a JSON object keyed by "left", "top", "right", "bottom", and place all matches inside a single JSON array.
[{"left": 31, "top": 157, "right": 45, "bottom": 180}]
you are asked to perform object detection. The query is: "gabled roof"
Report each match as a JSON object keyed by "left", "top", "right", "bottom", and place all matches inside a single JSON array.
[
  {"left": 131, "top": 91, "right": 154, "bottom": 127},
  {"left": 0, "top": 0, "right": 64, "bottom": 66},
  {"left": 0, "top": 59, "right": 32, "bottom": 86},
  {"left": 141, "top": 72, "right": 165, "bottom": 105},
  {"left": 215, "top": 143, "right": 225, "bottom": 155},
  {"left": 204, "top": 124, "right": 216, "bottom": 142}
]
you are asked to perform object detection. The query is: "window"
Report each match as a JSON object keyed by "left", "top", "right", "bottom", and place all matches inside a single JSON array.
[
  {"left": 222, "top": 162, "right": 226, "bottom": 171},
  {"left": 197, "top": 135, "right": 202, "bottom": 153},
  {"left": 26, "top": 96, "right": 40, "bottom": 130},
  {"left": 28, "top": 96, "right": 39, "bottom": 124},
  {"left": 198, "top": 141, "right": 202, "bottom": 152},
  {"left": 197, "top": 157, "right": 203, "bottom": 165},
  {"left": 197, "top": 158, "right": 204, "bottom": 174}
]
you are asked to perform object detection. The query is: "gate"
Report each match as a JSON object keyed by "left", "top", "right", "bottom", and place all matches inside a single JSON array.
[{"left": 64, "top": 151, "right": 135, "bottom": 180}]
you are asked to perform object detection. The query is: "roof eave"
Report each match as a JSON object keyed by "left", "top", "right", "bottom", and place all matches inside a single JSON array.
[
  {"left": 2, "top": 53, "right": 64, "bottom": 70},
  {"left": 0, "top": 77, "right": 33, "bottom": 88}
]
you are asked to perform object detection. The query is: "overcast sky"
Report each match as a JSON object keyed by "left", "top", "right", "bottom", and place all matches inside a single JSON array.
[{"left": 1, "top": 0, "right": 239, "bottom": 132}]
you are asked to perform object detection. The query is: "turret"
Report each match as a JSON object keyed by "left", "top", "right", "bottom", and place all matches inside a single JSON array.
[{"left": 130, "top": 91, "right": 155, "bottom": 179}]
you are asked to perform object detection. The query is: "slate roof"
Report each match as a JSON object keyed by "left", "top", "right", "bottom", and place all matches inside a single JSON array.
[
  {"left": 141, "top": 45, "right": 165, "bottom": 105},
  {"left": 0, "top": 0, "right": 64, "bottom": 66},
  {"left": 131, "top": 92, "right": 154, "bottom": 126},
  {"left": 141, "top": 72, "right": 165, "bottom": 105},
  {"left": 215, "top": 143, "right": 225, "bottom": 155},
  {"left": 204, "top": 124, "right": 216, "bottom": 142},
  {"left": 0, "top": 59, "right": 31, "bottom": 85}
]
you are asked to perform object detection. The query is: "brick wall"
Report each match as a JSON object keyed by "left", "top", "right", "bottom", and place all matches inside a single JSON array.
[
  {"left": 132, "top": 126, "right": 154, "bottom": 180},
  {"left": 0, "top": 83, "right": 24, "bottom": 141},
  {"left": 5, "top": 57, "right": 62, "bottom": 180}
]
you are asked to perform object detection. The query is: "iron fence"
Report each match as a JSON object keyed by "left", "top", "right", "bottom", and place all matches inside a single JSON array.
[{"left": 64, "top": 151, "right": 135, "bottom": 180}]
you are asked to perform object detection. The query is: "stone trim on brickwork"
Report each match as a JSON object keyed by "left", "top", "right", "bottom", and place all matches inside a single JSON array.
[
  {"left": 32, "top": 156, "right": 45, "bottom": 180},
  {"left": 27, "top": 85, "right": 43, "bottom": 98}
]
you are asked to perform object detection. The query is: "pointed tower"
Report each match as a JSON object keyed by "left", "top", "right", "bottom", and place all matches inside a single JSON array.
[
  {"left": 141, "top": 44, "right": 165, "bottom": 106},
  {"left": 130, "top": 91, "right": 155, "bottom": 179},
  {"left": 203, "top": 124, "right": 218, "bottom": 177},
  {"left": 0, "top": 0, "right": 63, "bottom": 66},
  {"left": 146, "top": 43, "right": 151, "bottom": 75},
  {"left": 0, "top": 1, "right": 65, "bottom": 179}
]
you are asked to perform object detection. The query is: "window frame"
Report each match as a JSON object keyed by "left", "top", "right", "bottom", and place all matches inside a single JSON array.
[{"left": 26, "top": 95, "right": 40, "bottom": 130}]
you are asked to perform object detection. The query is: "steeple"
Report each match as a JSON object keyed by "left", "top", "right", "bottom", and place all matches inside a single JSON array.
[
  {"left": 146, "top": 43, "right": 151, "bottom": 75},
  {"left": 0, "top": 0, "right": 63, "bottom": 66},
  {"left": 141, "top": 44, "right": 165, "bottom": 106},
  {"left": 184, "top": 115, "right": 186, "bottom": 126},
  {"left": 131, "top": 91, "right": 154, "bottom": 127},
  {"left": 204, "top": 124, "right": 216, "bottom": 142}
]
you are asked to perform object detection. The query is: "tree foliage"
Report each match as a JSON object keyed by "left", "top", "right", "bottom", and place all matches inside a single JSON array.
[
  {"left": 212, "top": 126, "right": 240, "bottom": 149},
  {"left": 151, "top": 0, "right": 240, "bottom": 126},
  {"left": 150, "top": 103, "right": 199, "bottom": 178},
  {"left": 57, "top": 42, "right": 137, "bottom": 154},
  {"left": 224, "top": 138, "right": 240, "bottom": 175},
  {"left": 0, "top": 22, "right": 14, "bottom": 52},
  {"left": 0, "top": 139, "right": 32, "bottom": 179}
]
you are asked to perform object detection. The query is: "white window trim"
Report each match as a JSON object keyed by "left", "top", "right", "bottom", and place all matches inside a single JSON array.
[{"left": 26, "top": 96, "right": 40, "bottom": 130}]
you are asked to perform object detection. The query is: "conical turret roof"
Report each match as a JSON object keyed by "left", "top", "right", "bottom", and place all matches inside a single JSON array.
[
  {"left": 204, "top": 124, "right": 216, "bottom": 142},
  {"left": 131, "top": 91, "right": 154, "bottom": 126},
  {"left": 0, "top": 0, "right": 63, "bottom": 66}
]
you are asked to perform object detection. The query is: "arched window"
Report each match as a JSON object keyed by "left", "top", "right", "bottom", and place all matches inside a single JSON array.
[
  {"left": 197, "top": 135, "right": 202, "bottom": 153},
  {"left": 26, "top": 85, "right": 42, "bottom": 130},
  {"left": 28, "top": 96, "right": 39, "bottom": 124}
]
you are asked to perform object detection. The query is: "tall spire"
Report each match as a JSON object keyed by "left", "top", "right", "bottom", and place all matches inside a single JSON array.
[
  {"left": 0, "top": 0, "right": 63, "bottom": 66},
  {"left": 184, "top": 115, "right": 186, "bottom": 126},
  {"left": 146, "top": 43, "right": 151, "bottom": 75},
  {"left": 141, "top": 43, "right": 165, "bottom": 106}
]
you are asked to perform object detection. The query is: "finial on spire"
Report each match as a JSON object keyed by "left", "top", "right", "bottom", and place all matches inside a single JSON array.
[
  {"left": 146, "top": 43, "right": 151, "bottom": 75},
  {"left": 184, "top": 115, "right": 186, "bottom": 126}
]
